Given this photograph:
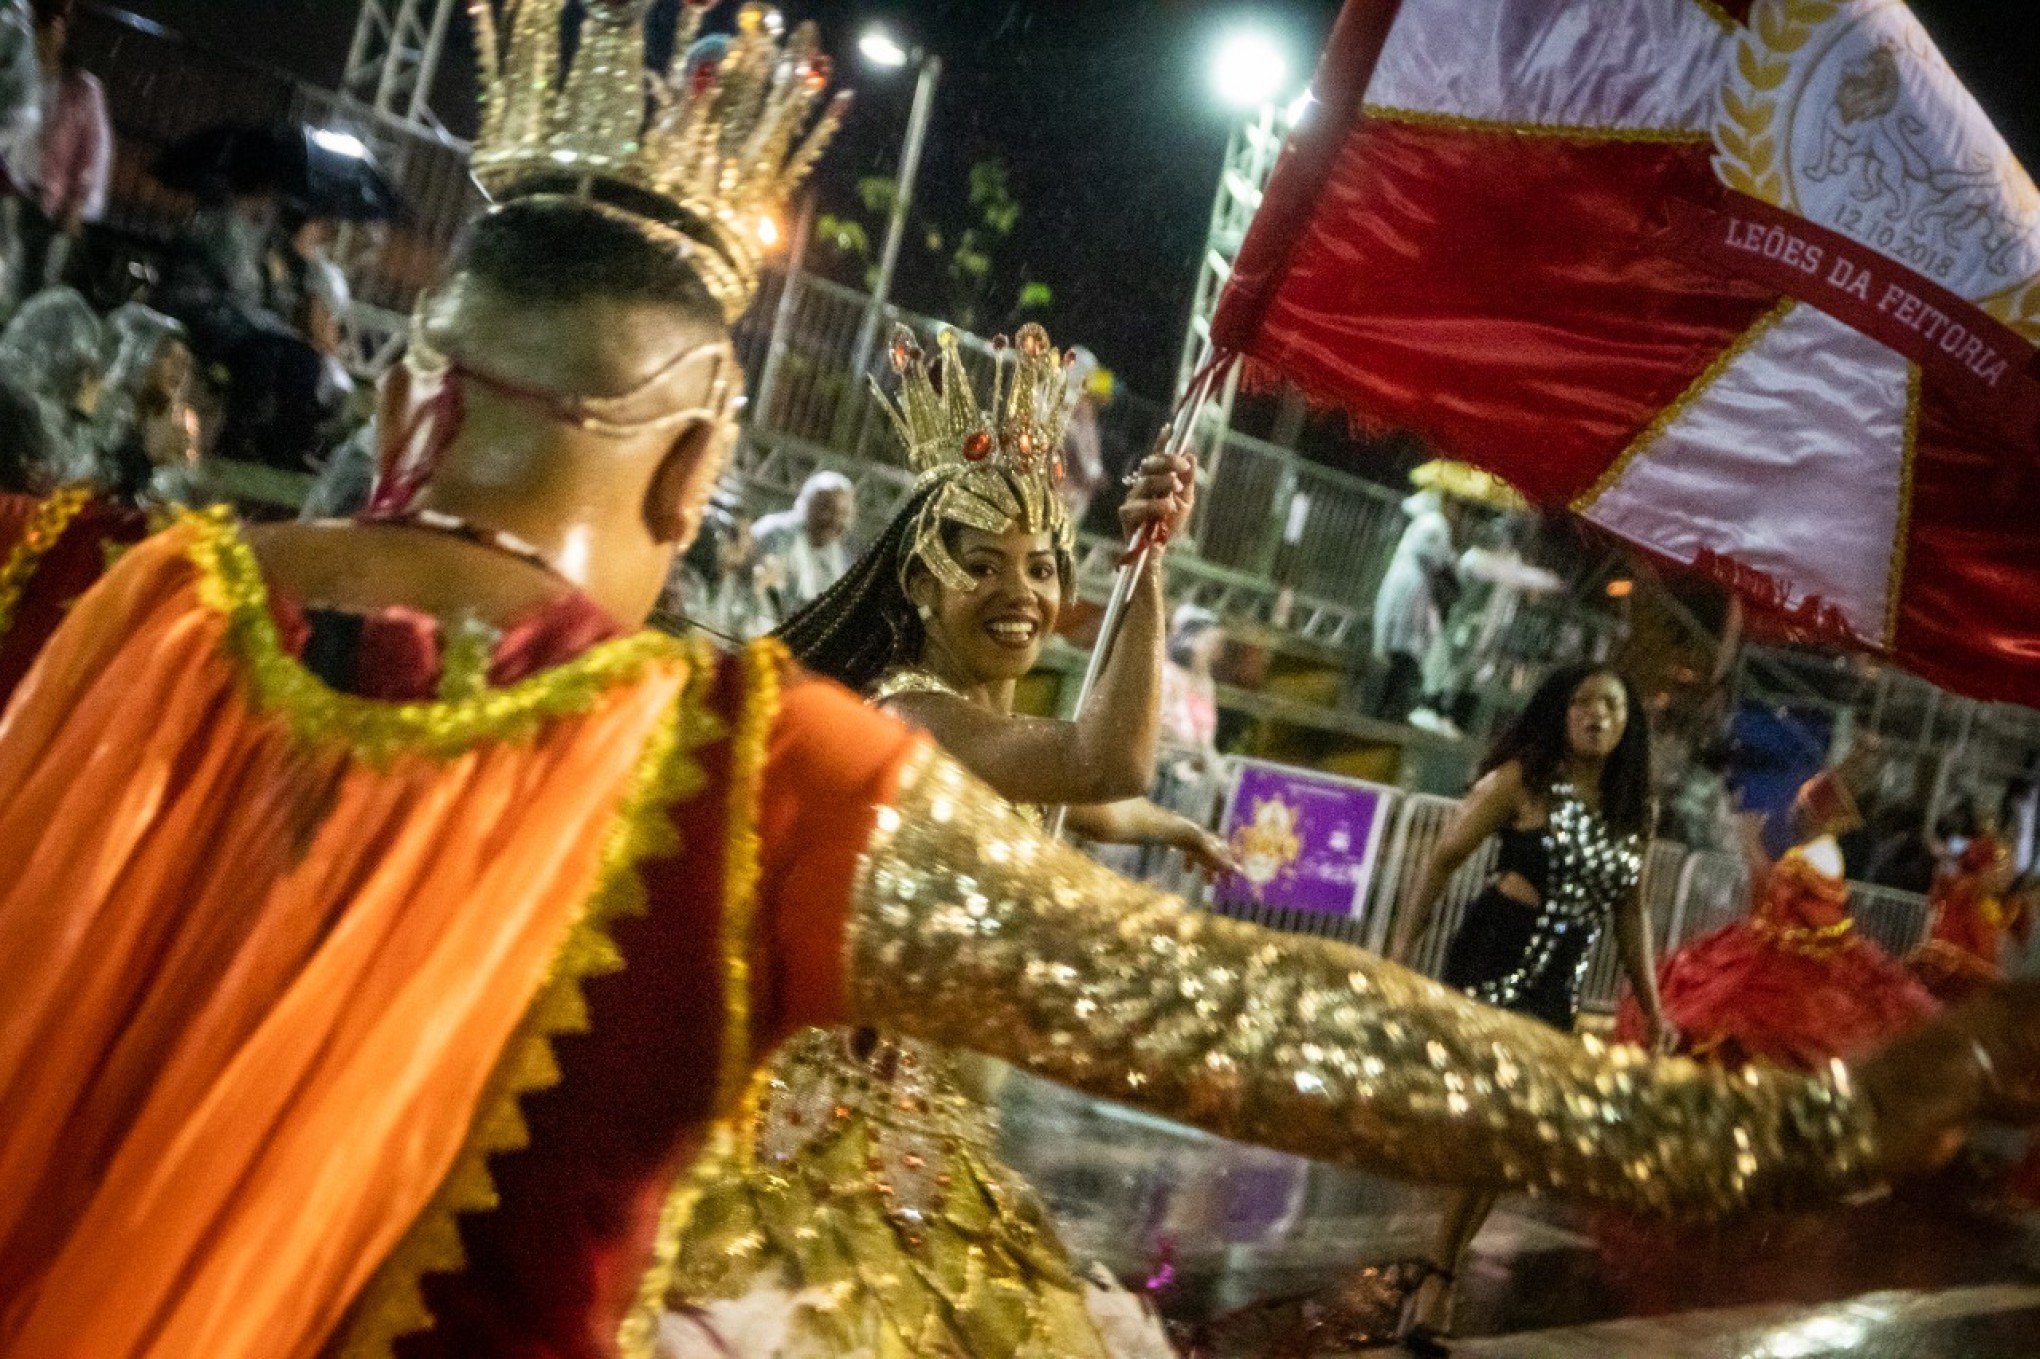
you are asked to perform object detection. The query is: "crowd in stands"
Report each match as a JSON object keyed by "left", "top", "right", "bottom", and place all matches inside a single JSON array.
[{"left": 0, "top": 0, "right": 359, "bottom": 514}]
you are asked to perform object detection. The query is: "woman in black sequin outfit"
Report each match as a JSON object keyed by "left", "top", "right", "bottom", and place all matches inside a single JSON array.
[{"left": 1384, "top": 664, "right": 1670, "bottom": 1351}]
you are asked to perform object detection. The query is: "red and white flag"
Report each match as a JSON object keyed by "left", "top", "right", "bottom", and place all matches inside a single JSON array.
[{"left": 1213, "top": 0, "right": 2040, "bottom": 705}]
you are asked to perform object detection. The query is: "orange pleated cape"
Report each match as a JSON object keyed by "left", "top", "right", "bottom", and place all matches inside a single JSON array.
[{"left": 0, "top": 512, "right": 711, "bottom": 1358}]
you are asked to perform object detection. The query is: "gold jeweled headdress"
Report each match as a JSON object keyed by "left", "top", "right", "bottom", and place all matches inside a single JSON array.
[
  {"left": 467, "top": 0, "right": 852, "bottom": 321},
  {"left": 874, "top": 322, "right": 1078, "bottom": 594}
]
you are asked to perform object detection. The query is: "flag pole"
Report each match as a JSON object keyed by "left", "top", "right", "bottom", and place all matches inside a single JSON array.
[{"left": 1045, "top": 356, "right": 1228, "bottom": 838}]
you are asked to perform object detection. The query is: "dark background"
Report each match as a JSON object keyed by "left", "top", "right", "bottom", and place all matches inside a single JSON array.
[{"left": 108, "top": 0, "right": 2040, "bottom": 403}]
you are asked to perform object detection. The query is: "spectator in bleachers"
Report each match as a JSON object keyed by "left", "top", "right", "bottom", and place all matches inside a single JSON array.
[
  {"left": 266, "top": 205, "right": 354, "bottom": 407},
  {"left": 299, "top": 414, "right": 377, "bottom": 519},
  {"left": 1057, "top": 345, "right": 1108, "bottom": 526},
  {"left": 9, "top": 0, "right": 107, "bottom": 296},
  {"left": 660, "top": 490, "right": 776, "bottom": 641},
  {"left": 1664, "top": 739, "right": 1738, "bottom": 854},
  {"left": 751, "top": 467, "right": 854, "bottom": 619},
  {"left": 1371, "top": 484, "right": 1468, "bottom": 725},
  {"left": 157, "top": 183, "right": 330, "bottom": 478},
  {"left": 0, "top": 0, "right": 38, "bottom": 310},
  {"left": 1160, "top": 602, "right": 1223, "bottom": 777},
  {"left": 88, "top": 301, "right": 199, "bottom": 504},
  {"left": 1416, "top": 513, "right": 1563, "bottom": 736},
  {"left": 0, "top": 284, "right": 102, "bottom": 484},
  {"left": 155, "top": 185, "right": 277, "bottom": 358}
]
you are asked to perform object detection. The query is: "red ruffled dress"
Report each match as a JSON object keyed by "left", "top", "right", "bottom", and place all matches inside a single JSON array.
[
  {"left": 1909, "top": 837, "right": 2028, "bottom": 1005},
  {"left": 1619, "top": 846, "right": 1938, "bottom": 1071}
]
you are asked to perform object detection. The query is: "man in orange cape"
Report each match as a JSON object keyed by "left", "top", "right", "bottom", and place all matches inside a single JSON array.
[{"left": 1, "top": 7, "right": 2038, "bottom": 1359}]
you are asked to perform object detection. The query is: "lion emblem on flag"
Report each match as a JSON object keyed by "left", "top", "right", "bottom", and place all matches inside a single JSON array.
[{"left": 1718, "top": 0, "right": 2040, "bottom": 308}]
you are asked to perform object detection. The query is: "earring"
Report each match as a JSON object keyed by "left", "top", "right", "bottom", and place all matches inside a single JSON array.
[{"left": 915, "top": 603, "right": 935, "bottom": 623}]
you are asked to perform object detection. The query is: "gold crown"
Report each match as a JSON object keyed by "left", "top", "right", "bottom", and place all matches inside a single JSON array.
[
  {"left": 468, "top": 0, "right": 852, "bottom": 321},
  {"left": 874, "top": 323, "right": 1078, "bottom": 594},
  {"left": 875, "top": 323, "right": 1080, "bottom": 478}
]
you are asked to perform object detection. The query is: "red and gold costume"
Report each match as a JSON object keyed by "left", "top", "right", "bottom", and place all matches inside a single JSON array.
[
  {"left": 0, "top": 515, "right": 1900, "bottom": 1359},
  {"left": 1620, "top": 844, "right": 1938, "bottom": 1071},
  {"left": 665, "top": 665, "right": 1136, "bottom": 1359},
  {"left": 1910, "top": 837, "right": 2028, "bottom": 1004},
  {"left": 0, "top": 486, "right": 147, "bottom": 706}
]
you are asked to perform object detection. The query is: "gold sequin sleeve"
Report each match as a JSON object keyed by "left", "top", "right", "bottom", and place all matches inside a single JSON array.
[{"left": 846, "top": 750, "right": 1885, "bottom": 1219}]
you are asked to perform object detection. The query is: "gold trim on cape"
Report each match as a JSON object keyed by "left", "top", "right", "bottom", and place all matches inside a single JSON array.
[
  {"left": 336, "top": 643, "right": 725, "bottom": 1359},
  {"left": 0, "top": 483, "right": 95, "bottom": 643},
  {"left": 616, "top": 637, "right": 788, "bottom": 1359},
  {"left": 181, "top": 507, "right": 692, "bottom": 764}
]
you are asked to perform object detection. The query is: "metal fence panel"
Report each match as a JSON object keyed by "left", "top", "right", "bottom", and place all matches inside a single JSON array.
[
  {"left": 1197, "top": 773, "right": 1926, "bottom": 1029},
  {"left": 1576, "top": 840, "right": 1689, "bottom": 1014},
  {"left": 1359, "top": 793, "right": 1498, "bottom": 977},
  {"left": 1853, "top": 885, "right": 1932, "bottom": 959}
]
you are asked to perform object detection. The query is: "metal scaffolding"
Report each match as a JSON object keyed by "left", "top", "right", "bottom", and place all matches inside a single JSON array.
[
  {"left": 324, "top": 0, "right": 468, "bottom": 371},
  {"left": 1175, "top": 104, "right": 1286, "bottom": 407},
  {"left": 340, "top": 0, "right": 462, "bottom": 139},
  {"left": 1173, "top": 100, "right": 1310, "bottom": 571}
]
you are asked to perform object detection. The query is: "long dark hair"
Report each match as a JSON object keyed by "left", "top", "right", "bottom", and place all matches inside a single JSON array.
[
  {"left": 777, "top": 472, "right": 1075, "bottom": 693},
  {"left": 1482, "top": 663, "right": 1653, "bottom": 837},
  {"left": 776, "top": 482, "right": 938, "bottom": 692}
]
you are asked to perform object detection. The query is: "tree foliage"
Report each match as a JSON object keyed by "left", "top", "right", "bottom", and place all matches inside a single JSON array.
[{"left": 814, "top": 156, "right": 1050, "bottom": 332}]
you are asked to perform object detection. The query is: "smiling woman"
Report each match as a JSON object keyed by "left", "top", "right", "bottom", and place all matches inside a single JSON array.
[{"left": 660, "top": 326, "right": 1227, "bottom": 1357}]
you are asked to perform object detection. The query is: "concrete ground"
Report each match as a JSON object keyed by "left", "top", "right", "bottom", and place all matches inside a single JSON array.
[{"left": 996, "top": 1070, "right": 2040, "bottom": 1357}]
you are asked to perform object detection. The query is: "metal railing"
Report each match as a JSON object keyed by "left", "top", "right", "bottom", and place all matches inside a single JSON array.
[
  {"left": 1190, "top": 760, "right": 1931, "bottom": 1019},
  {"left": 731, "top": 268, "right": 1395, "bottom": 642}
]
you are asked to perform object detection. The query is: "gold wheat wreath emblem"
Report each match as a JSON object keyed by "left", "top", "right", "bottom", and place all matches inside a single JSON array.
[
  {"left": 1714, "top": 0, "right": 2040, "bottom": 339},
  {"left": 1713, "top": 0, "right": 1835, "bottom": 205}
]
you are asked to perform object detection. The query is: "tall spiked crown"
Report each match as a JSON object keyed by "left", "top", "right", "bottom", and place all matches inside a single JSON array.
[
  {"left": 874, "top": 322, "right": 1079, "bottom": 594},
  {"left": 467, "top": 0, "right": 852, "bottom": 321}
]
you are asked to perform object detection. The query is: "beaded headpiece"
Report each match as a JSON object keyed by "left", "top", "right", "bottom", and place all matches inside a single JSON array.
[
  {"left": 873, "top": 322, "right": 1077, "bottom": 594},
  {"left": 467, "top": 0, "right": 852, "bottom": 322}
]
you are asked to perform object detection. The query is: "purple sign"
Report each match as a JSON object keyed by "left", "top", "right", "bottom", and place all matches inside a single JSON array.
[{"left": 1213, "top": 761, "right": 1391, "bottom": 918}]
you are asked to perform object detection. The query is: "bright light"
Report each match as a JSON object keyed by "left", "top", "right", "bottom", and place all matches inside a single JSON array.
[
  {"left": 310, "top": 127, "right": 370, "bottom": 159},
  {"left": 1606, "top": 579, "right": 1634, "bottom": 599},
  {"left": 859, "top": 27, "right": 909, "bottom": 69},
  {"left": 755, "top": 214, "right": 782, "bottom": 249},
  {"left": 1212, "top": 27, "right": 1288, "bottom": 109}
]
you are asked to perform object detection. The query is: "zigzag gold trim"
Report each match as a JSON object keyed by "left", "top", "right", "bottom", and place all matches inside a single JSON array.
[
  {"left": 1362, "top": 103, "right": 1711, "bottom": 144},
  {"left": 0, "top": 483, "right": 93, "bottom": 643},
  {"left": 715, "top": 637, "right": 784, "bottom": 1112},
  {"left": 1883, "top": 363, "right": 1922, "bottom": 648},
  {"left": 615, "top": 636, "right": 786, "bottom": 1359},
  {"left": 337, "top": 638, "right": 724, "bottom": 1359},
  {"left": 1571, "top": 297, "right": 1798, "bottom": 513},
  {"left": 182, "top": 508, "right": 690, "bottom": 765}
]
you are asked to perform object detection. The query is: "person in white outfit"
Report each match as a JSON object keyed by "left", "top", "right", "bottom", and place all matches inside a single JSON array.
[
  {"left": 751, "top": 468, "right": 855, "bottom": 621},
  {"left": 1413, "top": 514, "right": 1563, "bottom": 737},
  {"left": 1371, "top": 487, "right": 1465, "bottom": 724}
]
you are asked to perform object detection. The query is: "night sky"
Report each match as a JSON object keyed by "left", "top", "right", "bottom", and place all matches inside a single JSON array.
[{"left": 114, "top": 0, "right": 2040, "bottom": 404}]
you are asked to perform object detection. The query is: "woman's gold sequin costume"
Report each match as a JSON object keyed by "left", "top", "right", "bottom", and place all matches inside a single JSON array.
[{"left": 665, "top": 669, "right": 1130, "bottom": 1358}]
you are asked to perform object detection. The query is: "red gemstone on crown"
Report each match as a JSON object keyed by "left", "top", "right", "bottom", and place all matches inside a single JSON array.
[{"left": 964, "top": 431, "right": 993, "bottom": 460}]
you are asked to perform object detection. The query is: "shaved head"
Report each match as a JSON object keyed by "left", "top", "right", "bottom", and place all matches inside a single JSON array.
[{"left": 424, "top": 196, "right": 731, "bottom": 406}]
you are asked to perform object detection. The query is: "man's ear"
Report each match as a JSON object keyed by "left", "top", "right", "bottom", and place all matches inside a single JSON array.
[{"left": 645, "top": 414, "right": 737, "bottom": 549}]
